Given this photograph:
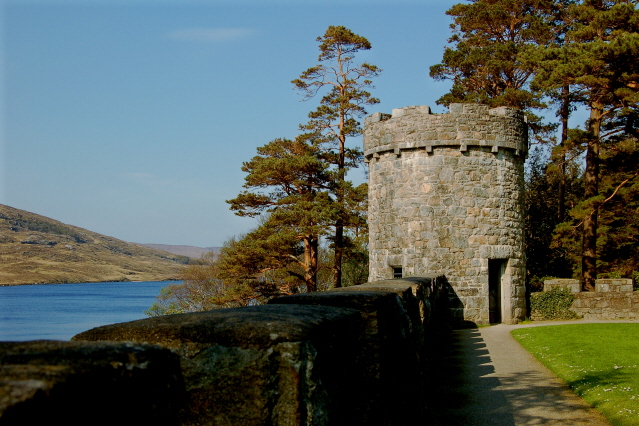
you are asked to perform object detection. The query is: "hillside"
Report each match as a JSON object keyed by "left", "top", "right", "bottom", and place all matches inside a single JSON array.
[
  {"left": 0, "top": 204, "right": 189, "bottom": 285},
  {"left": 138, "top": 244, "right": 220, "bottom": 258}
]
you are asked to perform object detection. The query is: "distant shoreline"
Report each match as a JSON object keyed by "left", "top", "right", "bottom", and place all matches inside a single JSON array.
[{"left": 0, "top": 278, "right": 181, "bottom": 287}]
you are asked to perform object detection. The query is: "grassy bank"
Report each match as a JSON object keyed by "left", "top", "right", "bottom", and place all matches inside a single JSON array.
[{"left": 512, "top": 324, "right": 639, "bottom": 426}]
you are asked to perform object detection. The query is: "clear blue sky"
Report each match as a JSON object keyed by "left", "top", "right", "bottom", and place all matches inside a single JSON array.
[{"left": 0, "top": 0, "right": 545, "bottom": 247}]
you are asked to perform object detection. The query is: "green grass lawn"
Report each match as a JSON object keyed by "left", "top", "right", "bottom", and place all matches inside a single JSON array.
[{"left": 511, "top": 324, "right": 639, "bottom": 426}]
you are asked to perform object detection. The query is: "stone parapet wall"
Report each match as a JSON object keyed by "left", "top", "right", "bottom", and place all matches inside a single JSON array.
[
  {"left": 0, "top": 341, "right": 184, "bottom": 426},
  {"left": 364, "top": 103, "right": 527, "bottom": 325},
  {"left": 541, "top": 278, "right": 638, "bottom": 320},
  {"left": 595, "top": 279, "right": 634, "bottom": 293},
  {"left": 0, "top": 275, "right": 451, "bottom": 426},
  {"left": 572, "top": 292, "right": 639, "bottom": 320},
  {"left": 544, "top": 278, "right": 634, "bottom": 293},
  {"left": 363, "top": 103, "right": 528, "bottom": 161}
]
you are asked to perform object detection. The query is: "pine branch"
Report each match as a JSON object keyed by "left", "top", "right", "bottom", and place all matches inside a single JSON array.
[{"left": 572, "top": 170, "right": 639, "bottom": 230}]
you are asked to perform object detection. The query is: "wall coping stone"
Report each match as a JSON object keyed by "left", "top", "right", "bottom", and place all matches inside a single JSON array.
[
  {"left": 543, "top": 278, "right": 634, "bottom": 293},
  {"left": 363, "top": 103, "right": 528, "bottom": 160},
  {"left": 73, "top": 304, "right": 361, "bottom": 356},
  {"left": 0, "top": 340, "right": 183, "bottom": 426}
]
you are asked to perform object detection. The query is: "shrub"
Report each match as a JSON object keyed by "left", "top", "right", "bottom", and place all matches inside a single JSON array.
[
  {"left": 531, "top": 287, "right": 579, "bottom": 320},
  {"left": 597, "top": 271, "right": 623, "bottom": 279}
]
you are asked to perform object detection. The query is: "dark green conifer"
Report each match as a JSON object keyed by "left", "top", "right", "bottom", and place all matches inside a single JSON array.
[
  {"left": 533, "top": 0, "right": 639, "bottom": 289},
  {"left": 430, "top": 0, "right": 557, "bottom": 132},
  {"left": 226, "top": 137, "right": 333, "bottom": 292}
]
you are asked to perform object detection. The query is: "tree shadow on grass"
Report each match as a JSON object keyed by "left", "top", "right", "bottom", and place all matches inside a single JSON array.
[{"left": 567, "top": 368, "right": 637, "bottom": 422}]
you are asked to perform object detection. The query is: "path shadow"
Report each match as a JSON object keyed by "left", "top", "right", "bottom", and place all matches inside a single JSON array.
[
  {"left": 425, "top": 328, "right": 611, "bottom": 425},
  {"left": 425, "top": 328, "right": 517, "bottom": 426}
]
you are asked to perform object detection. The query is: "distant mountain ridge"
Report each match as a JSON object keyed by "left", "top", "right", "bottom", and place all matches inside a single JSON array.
[
  {"left": 0, "top": 204, "right": 189, "bottom": 285},
  {"left": 138, "top": 244, "right": 220, "bottom": 259}
]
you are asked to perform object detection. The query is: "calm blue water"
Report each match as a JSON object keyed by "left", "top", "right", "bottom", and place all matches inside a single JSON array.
[{"left": 0, "top": 281, "right": 177, "bottom": 341}]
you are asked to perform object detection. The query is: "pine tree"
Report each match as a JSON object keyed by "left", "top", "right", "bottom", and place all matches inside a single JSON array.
[
  {"left": 429, "top": 0, "right": 557, "bottom": 132},
  {"left": 292, "top": 26, "right": 380, "bottom": 288},
  {"left": 226, "top": 137, "right": 333, "bottom": 292},
  {"left": 539, "top": 0, "right": 578, "bottom": 223},
  {"left": 597, "top": 135, "right": 639, "bottom": 277},
  {"left": 533, "top": 0, "right": 639, "bottom": 289}
]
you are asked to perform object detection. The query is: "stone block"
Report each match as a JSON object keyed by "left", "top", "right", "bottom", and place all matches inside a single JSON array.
[
  {"left": 0, "top": 340, "right": 183, "bottom": 426},
  {"left": 366, "top": 112, "right": 391, "bottom": 124},
  {"left": 449, "top": 104, "right": 463, "bottom": 114},
  {"left": 391, "top": 108, "right": 405, "bottom": 118},
  {"left": 339, "top": 276, "right": 447, "bottom": 338},
  {"left": 596, "top": 283, "right": 611, "bottom": 292},
  {"left": 73, "top": 305, "right": 362, "bottom": 426},
  {"left": 610, "top": 296, "right": 631, "bottom": 309},
  {"left": 595, "top": 279, "right": 633, "bottom": 293},
  {"left": 544, "top": 279, "right": 580, "bottom": 293}
]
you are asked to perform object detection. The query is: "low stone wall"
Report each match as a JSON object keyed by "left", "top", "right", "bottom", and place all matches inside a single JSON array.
[
  {"left": 0, "top": 275, "right": 450, "bottom": 426},
  {"left": 541, "top": 278, "right": 638, "bottom": 320}
]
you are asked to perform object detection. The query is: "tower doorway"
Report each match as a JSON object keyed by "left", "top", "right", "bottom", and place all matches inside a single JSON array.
[{"left": 488, "top": 259, "right": 507, "bottom": 323}]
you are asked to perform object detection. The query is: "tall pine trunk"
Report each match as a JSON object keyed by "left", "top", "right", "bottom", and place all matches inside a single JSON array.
[
  {"left": 293, "top": 27, "right": 380, "bottom": 289},
  {"left": 332, "top": 118, "right": 346, "bottom": 289},
  {"left": 304, "top": 235, "right": 319, "bottom": 292},
  {"left": 558, "top": 85, "right": 570, "bottom": 222},
  {"left": 333, "top": 219, "right": 343, "bottom": 288},
  {"left": 581, "top": 102, "right": 602, "bottom": 291}
]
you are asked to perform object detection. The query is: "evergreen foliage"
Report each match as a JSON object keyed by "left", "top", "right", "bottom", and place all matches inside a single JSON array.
[
  {"left": 532, "top": 0, "right": 639, "bottom": 289},
  {"left": 226, "top": 138, "right": 333, "bottom": 292},
  {"left": 595, "top": 137, "right": 639, "bottom": 276},
  {"left": 220, "top": 25, "right": 378, "bottom": 297},
  {"left": 217, "top": 219, "right": 320, "bottom": 295},
  {"left": 525, "top": 147, "right": 583, "bottom": 288},
  {"left": 429, "top": 0, "right": 557, "bottom": 133}
]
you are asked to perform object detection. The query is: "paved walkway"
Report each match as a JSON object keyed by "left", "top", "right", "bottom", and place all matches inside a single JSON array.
[{"left": 426, "top": 319, "right": 636, "bottom": 425}]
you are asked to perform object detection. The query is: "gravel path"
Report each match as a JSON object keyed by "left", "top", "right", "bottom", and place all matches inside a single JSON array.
[{"left": 425, "top": 319, "right": 635, "bottom": 425}]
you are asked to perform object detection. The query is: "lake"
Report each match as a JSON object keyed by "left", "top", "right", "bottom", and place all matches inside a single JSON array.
[{"left": 0, "top": 281, "right": 177, "bottom": 341}]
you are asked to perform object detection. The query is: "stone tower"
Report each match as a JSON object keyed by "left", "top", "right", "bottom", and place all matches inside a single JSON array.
[{"left": 363, "top": 103, "right": 527, "bottom": 325}]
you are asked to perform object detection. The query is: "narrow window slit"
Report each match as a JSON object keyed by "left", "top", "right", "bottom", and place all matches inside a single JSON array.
[{"left": 393, "top": 267, "right": 403, "bottom": 279}]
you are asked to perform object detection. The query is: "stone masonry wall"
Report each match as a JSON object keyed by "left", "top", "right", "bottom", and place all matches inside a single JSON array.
[
  {"left": 364, "top": 103, "right": 528, "bottom": 325},
  {"left": 542, "top": 278, "right": 639, "bottom": 320},
  {"left": 0, "top": 275, "right": 451, "bottom": 426}
]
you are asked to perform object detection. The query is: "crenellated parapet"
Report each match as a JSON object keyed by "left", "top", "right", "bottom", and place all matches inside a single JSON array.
[{"left": 363, "top": 103, "right": 528, "bottom": 161}]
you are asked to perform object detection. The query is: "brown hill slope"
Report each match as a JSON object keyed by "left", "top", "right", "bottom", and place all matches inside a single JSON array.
[
  {"left": 138, "top": 244, "right": 220, "bottom": 258},
  {"left": 0, "top": 204, "right": 189, "bottom": 285}
]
